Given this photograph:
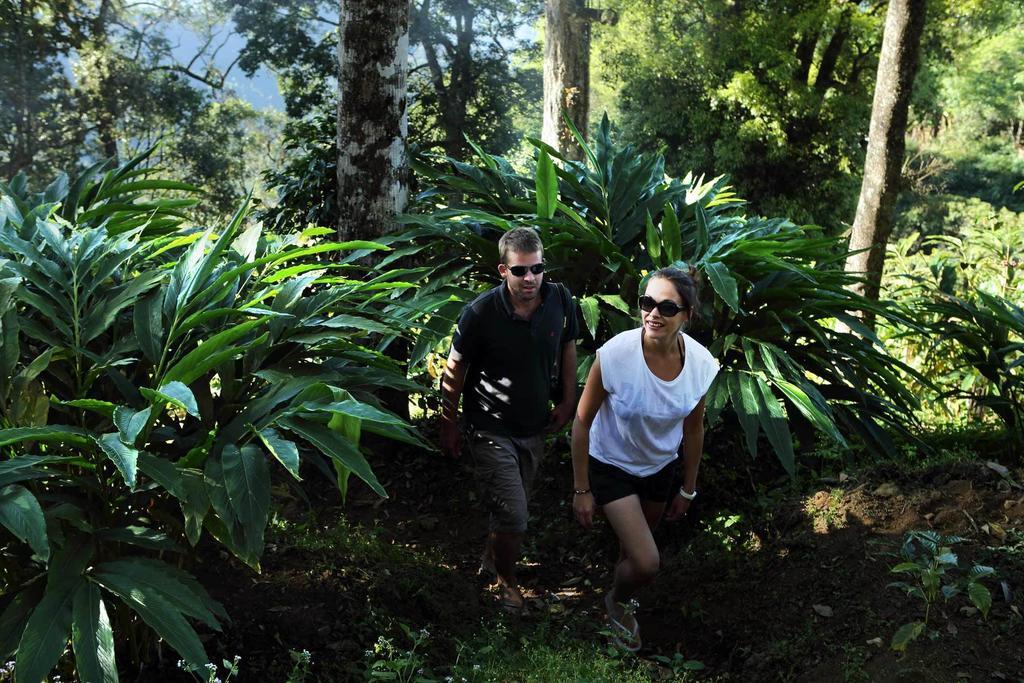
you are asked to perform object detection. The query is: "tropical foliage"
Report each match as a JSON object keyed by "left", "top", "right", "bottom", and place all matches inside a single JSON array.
[
  {"left": 396, "top": 115, "right": 924, "bottom": 475},
  {"left": 882, "top": 212, "right": 1024, "bottom": 443},
  {"left": 0, "top": 154, "right": 425, "bottom": 681}
]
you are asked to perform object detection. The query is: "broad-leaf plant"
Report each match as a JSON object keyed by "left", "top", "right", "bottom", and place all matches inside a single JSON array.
[
  {"left": 395, "top": 114, "right": 926, "bottom": 475},
  {"left": 0, "top": 154, "right": 426, "bottom": 682}
]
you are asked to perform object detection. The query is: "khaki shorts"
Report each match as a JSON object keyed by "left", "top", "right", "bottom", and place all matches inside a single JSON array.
[{"left": 469, "top": 430, "right": 546, "bottom": 534}]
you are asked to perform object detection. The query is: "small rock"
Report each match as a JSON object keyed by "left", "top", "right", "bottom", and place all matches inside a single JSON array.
[
  {"left": 959, "top": 606, "right": 978, "bottom": 616},
  {"left": 866, "top": 637, "right": 883, "bottom": 647},
  {"left": 947, "top": 622, "right": 958, "bottom": 636},
  {"left": 812, "top": 604, "right": 833, "bottom": 618},
  {"left": 873, "top": 482, "right": 900, "bottom": 498}
]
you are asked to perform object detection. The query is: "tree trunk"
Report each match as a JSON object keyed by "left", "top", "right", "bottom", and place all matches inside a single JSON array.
[
  {"left": 844, "top": 0, "right": 926, "bottom": 309},
  {"left": 542, "top": 0, "right": 591, "bottom": 162},
  {"left": 337, "top": 0, "right": 411, "bottom": 241}
]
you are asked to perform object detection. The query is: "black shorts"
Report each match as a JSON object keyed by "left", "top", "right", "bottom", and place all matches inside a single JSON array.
[{"left": 588, "top": 456, "right": 677, "bottom": 506}]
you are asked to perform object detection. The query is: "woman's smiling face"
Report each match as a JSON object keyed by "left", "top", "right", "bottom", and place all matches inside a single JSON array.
[{"left": 641, "top": 276, "right": 689, "bottom": 341}]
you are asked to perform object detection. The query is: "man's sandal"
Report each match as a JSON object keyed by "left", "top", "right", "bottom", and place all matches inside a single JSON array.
[
  {"left": 604, "top": 592, "right": 641, "bottom": 652},
  {"left": 478, "top": 552, "right": 497, "bottom": 578},
  {"left": 497, "top": 587, "right": 526, "bottom": 615}
]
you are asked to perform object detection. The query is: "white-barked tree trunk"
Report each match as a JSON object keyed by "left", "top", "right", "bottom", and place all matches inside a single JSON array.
[{"left": 337, "top": 0, "right": 411, "bottom": 241}]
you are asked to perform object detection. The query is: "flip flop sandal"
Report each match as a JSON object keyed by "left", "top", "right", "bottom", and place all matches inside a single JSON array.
[
  {"left": 604, "top": 592, "right": 641, "bottom": 652},
  {"left": 498, "top": 590, "right": 527, "bottom": 615}
]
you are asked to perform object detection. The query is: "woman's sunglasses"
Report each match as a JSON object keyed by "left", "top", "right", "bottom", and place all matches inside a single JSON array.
[
  {"left": 506, "top": 263, "right": 545, "bottom": 277},
  {"left": 638, "top": 295, "right": 687, "bottom": 317}
]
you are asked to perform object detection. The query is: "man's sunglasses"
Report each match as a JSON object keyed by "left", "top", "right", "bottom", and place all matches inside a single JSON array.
[
  {"left": 506, "top": 263, "right": 545, "bottom": 277},
  {"left": 638, "top": 295, "right": 687, "bottom": 317}
]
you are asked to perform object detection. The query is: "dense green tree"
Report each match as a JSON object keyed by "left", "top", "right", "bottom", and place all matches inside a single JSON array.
[
  {"left": 227, "top": 0, "right": 538, "bottom": 158},
  {"left": 0, "top": 0, "right": 277, "bottom": 218},
  {"left": 594, "top": 0, "right": 886, "bottom": 227},
  {"left": 0, "top": 0, "right": 89, "bottom": 178}
]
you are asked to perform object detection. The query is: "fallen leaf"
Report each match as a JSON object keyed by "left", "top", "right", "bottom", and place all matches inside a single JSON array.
[
  {"left": 873, "top": 482, "right": 900, "bottom": 498},
  {"left": 812, "top": 604, "right": 833, "bottom": 618},
  {"left": 986, "top": 461, "right": 1010, "bottom": 477}
]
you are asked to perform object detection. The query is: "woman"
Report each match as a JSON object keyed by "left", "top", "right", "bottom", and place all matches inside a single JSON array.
[{"left": 571, "top": 266, "right": 719, "bottom": 651}]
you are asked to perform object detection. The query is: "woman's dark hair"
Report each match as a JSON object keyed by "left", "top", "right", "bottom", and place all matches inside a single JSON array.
[{"left": 648, "top": 266, "right": 701, "bottom": 321}]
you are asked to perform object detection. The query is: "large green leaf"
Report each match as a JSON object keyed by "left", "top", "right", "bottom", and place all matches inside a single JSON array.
[
  {"left": 968, "top": 581, "right": 992, "bottom": 618},
  {"left": 279, "top": 417, "right": 387, "bottom": 498},
  {"left": 113, "top": 406, "right": 152, "bottom": 446},
  {"left": 0, "top": 425, "right": 90, "bottom": 447},
  {"left": 645, "top": 211, "right": 661, "bottom": 265},
  {"left": 770, "top": 377, "right": 845, "bottom": 446},
  {"left": 662, "top": 204, "right": 681, "bottom": 264},
  {"left": 255, "top": 427, "right": 301, "bottom": 480},
  {"left": 579, "top": 296, "right": 600, "bottom": 340},
  {"left": 137, "top": 452, "right": 185, "bottom": 498},
  {"left": 162, "top": 318, "right": 268, "bottom": 385},
  {"left": 0, "top": 484, "right": 49, "bottom": 560},
  {"left": 753, "top": 376, "right": 795, "bottom": 476},
  {"left": 94, "top": 557, "right": 225, "bottom": 629},
  {"left": 95, "top": 433, "right": 139, "bottom": 489},
  {"left": 890, "top": 621, "right": 924, "bottom": 652},
  {"left": 0, "top": 590, "right": 39, "bottom": 659},
  {"left": 15, "top": 577, "right": 78, "bottom": 683},
  {"left": 92, "top": 571, "right": 209, "bottom": 669},
  {"left": 536, "top": 149, "right": 558, "bottom": 220},
  {"left": 221, "top": 444, "right": 270, "bottom": 559},
  {"left": 179, "top": 469, "right": 210, "bottom": 547},
  {"left": 0, "top": 455, "right": 69, "bottom": 488},
  {"left": 703, "top": 261, "right": 741, "bottom": 313},
  {"left": 727, "top": 372, "right": 760, "bottom": 459},
  {"left": 71, "top": 582, "right": 118, "bottom": 683},
  {"left": 298, "top": 399, "right": 409, "bottom": 427},
  {"left": 140, "top": 381, "right": 199, "bottom": 417}
]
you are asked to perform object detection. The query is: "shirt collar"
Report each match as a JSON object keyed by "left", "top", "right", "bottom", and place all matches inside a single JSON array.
[{"left": 497, "top": 280, "right": 552, "bottom": 319}]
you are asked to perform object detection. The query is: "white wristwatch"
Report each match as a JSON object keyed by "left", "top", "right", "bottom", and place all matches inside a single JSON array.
[{"left": 678, "top": 487, "right": 697, "bottom": 501}]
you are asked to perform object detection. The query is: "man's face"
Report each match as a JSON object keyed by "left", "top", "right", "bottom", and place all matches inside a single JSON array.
[{"left": 499, "top": 250, "right": 544, "bottom": 302}]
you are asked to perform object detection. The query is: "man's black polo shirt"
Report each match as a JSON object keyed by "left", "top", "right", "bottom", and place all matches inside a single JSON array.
[{"left": 451, "top": 281, "right": 579, "bottom": 437}]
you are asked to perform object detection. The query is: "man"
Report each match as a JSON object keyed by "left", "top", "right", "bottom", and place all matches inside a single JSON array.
[{"left": 440, "top": 227, "right": 579, "bottom": 611}]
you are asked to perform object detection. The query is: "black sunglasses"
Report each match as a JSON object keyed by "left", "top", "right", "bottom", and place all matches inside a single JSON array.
[
  {"left": 507, "top": 263, "right": 545, "bottom": 277},
  {"left": 638, "top": 295, "right": 687, "bottom": 317}
]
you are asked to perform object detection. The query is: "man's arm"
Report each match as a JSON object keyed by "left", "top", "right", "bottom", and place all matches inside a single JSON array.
[
  {"left": 440, "top": 352, "right": 468, "bottom": 458},
  {"left": 546, "top": 340, "right": 577, "bottom": 433}
]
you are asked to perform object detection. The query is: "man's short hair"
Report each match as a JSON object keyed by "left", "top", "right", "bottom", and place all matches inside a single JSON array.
[{"left": 498, "top": 227, "right": 543, "bottom": 263}]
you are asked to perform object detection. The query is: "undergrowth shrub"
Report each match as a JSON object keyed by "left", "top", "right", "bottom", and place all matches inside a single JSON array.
[{"left": 0, "top": 154, "right": 427, "bottom": 681}]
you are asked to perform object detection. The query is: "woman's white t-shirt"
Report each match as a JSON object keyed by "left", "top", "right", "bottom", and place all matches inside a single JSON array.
[{"left": 590, "top": 328, "right": 719, "bottom": 476}]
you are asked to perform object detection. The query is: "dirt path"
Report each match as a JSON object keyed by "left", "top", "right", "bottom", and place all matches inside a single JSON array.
[{"left": 179, "top": 436, "right": 1024, "bottom": 682}]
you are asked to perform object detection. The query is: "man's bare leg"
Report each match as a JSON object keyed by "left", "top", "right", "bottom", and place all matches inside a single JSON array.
[{"left": 485, "top": 531, "right": 525, "bottom": 608}]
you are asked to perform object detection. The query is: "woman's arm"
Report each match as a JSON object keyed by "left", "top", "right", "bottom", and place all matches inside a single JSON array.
[
  {"left": 571, "top": 357, "right": 608, "bottom": 528},
  {"left": 665, "top": 397, "right": 706, "bottom": 522}
]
